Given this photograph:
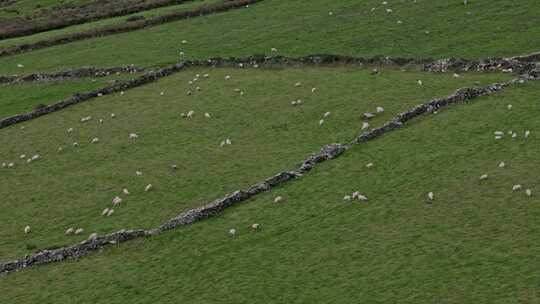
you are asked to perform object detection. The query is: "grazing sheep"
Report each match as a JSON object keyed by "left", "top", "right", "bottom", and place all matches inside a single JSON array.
[
  {"left": 323, "top": 112, "right": 331, "bottom": 118},
  {"left": 250, "top": 223, "right": 260, "bottom": 230},
  {"left": 495, "top": 136, "right": 502, "bottom": 140},
  {"left": 229, "top": 229, "right": 236, "bottom": 237},
  {"left": 187, "top": 110, "right": 195, "bottom": 118},
  {"left": 160, "top": 92, "right": 165, "bottom": 96},
  {"left": 362, "top": 122, "right": 370, "bottom": 130},
  {"left": 376, "top": 106, "right": 384, "bottom": 113},
  {"left": 7, "top": 162, "right": 14, "bottom": 168},
  {"left": 225, "top": 75, "right": 231, "bottom": 80},
  {"left": 417, "top": 80, "right": 423, "bottom": 86},
  {"left": 525, "top": 130, "right": 531, "bottom": 138},
  {"left": 295, "top": 82, "right": 302, "bottom": 87},
  {"left": 203, "top": 74, "right": 209, "bottom": 78},
  {"left": 65, "top": 227, "right": 75, "bottom": 235},
  {"left": 366, "top": 163, "right": 374, "bottom": 168},
  {"left": 507, "top": 104, "right": 513, "bottom": 110},
  {"left": 240, "top": 91, "right": 245, "bottom": 96},
  {"left": 364, "top": 112, "right": 375, "bottom": 119},
  {"left": 428, "top": 192, "right": 434, "bottom": 200},
  {"left": 120, "top": 91, "right": 125, "bottom": 96},
  {"left": 225, "top": 138, "right": 232, "bottom": 145},
  {"left": 512, "top": 184, "right": 522, "bottom": 191},
  {"left": 88, "top": 233, "right": 98, "bottom": 241},
  {"left": 220, "top": 141, "right": 226, "bottom": 148},
  {"left": 102, "top": 208, "right": 110, "bottom": 216},
  {"left": 80, "top": 116, "right": 92, "bottom": 123},
  {"left": 24, "top": 226, "right": 31, "bottom": 234},
  {"left": 319, "top": 119, "right": 325, "bottom": 126},
  {"left": 453, "top": 73, "right": 460, "bottom": 78},
  {"left": 480, "top": 174, "right": 488, "bottom": 180},
  {"left": 136, "top": 171, "right": 143, "bottom": 176},
  {"left": 91, "top": 137, "right": 99, "bottom": 144},
  {"left": 343, "top": 195, "right": 352, "bottom": 201},
  {"left": 494, "top": 131, "right": 504, "bottom": 136},
  {"left": 312, "top": 87, "right": 317, "bottom": 93},
  {"left": 291, "top": 100, "right": 297, "bottom": 106},
  {"left": 204, "top": 112, "right": 211, "bottom": 118},
  {"left": 123, "top": 188, "right": 130, "bottom": 195},
  {"left": 145, "top": 184, "right": 153, "bottom": 192},
  {"left": 186, "top": 91, "right": 192, "bottom": 96},
  {"left": 112, "top": 196, "right": 122, "bottom": 206},
  {"left": 99, "top": 119, "right": 104, "bottom": 124},
  {"left": 75, "top": 228, "right": 84, "bottom": 235},
  {"left": 195, "top": 87, "right": 201, "bottom": 91},
  {"left": 271, "top": 48, "right": 278, "bottom": 52},
  {"left": 526, "top": 189, "right": 532, "bottom": 197},
  {"left": 129, "top": 133, "right": 139, "bottom": 139},
  {"left": 181, "top": 40, "right": 187, "bottom": 44},
  {"left": 67, "top": 127, "right": 74, "bottom": 133},
  {"left": 499, "top": 162, "right": 505, "bottom": 168},
  {"left": 111, "top": 113, "right": 116, "bottom": 118},
  {"left": 106, "top": 209, "right": 114, "bottom": 217},
  {"left": 274, "top": 196, "right": 283, "bottom": 203},
  {"left": 512, "top": 133, "right": 517, "bottom": 138},
  {"left": 19, "top": 154, "right": 26, "bottom": 159}
]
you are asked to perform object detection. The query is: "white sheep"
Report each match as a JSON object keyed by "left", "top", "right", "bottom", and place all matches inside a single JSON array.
[
  {"left": 526, "top": 189, "right": 532, "bottom": 197},
  {"left": 31, "top": 154, "right": 40, "bottom": 161},
  {"left": 428, "top": 192, "right": 434, "bottom": 200},
  {"left": 271, "top": 48, "right": 278, "bottom": 52},
  {"left": 291, "top": 100, "right": 297, "bottom": 106},
  {"left": 312, "top": 87, "right": 317, "bottom": 93},
  {"left": 111, "top": 113, "right": 116, "bottom": 118},
  {"left": 106, "top": 209, "right": 114, "bottom": 217},
  {"left": 88, "top": 233, "right": 98, "bottom": 241},
  {"left": 102, "top": 208, "right": 110, "bottom": 216},
  {"left": 225, "top": 138, "right": 232, "bottom": 145},
  {"left": 91, "top": 137, "right": 99, "bottom": 144},
  {"left": 366, "top": 163, "right": 374, "bottom": 168},
  {"left": 75, "top": 228, "right": 84, "bottom": 235},
  {"left": 204, "top": 112, "right": 211, "bottom": 118},
  {"left": 525, "top": 130, "right": 531, "bottom": 138},
  {"left": 362, "top": 122, "right": 370, "bottom": 130},
  {"left": 67, "top": 128, "right": 74, "bottom": 133},
  {"left": 136, "top": 171, "right": 143, "bottom": 176},
  {"left": 7, "top": 162, "right": 14, "bottom": 168},
  {"left": 250, "top": 223, "right": 260, "bottom": 230},
  {"left": 123, "top": 188, "right": 130, "bottom": 195},
  {"left": 187, "top": 110, "right": 195, "bottom": 118},
  {"left": 65, "top": 227, "right": 74, "bottom": 235},
  {"left": 319, "top": 119, "right": 325, "bottom": 126},
  {"left": 129, "top": 133, "right": 139, "bottom": 139},
  {"left": 220, "top": 141, "right": 226, "bottom": 148},
  {"left": 453, "top": 73, "right": 460, "bottom": 78},
  {"left": 99, "top": 119, "right": 104, "bottom": 124},
  {"left": 203, "top": 74, "right": 209, "bottom": 78},
  {"left": 274, "top": 196, "right": 283, "bottom": 203},
  {"left": 225, "top": 75, "right": 231, "bottom": 80},
  {"left": 323, "top": 112, "right": 331, "bottom": 118},
  {"left": 494, "top": 131, "right": 504, "bottom": 136},
  {"left": 507, "top": 104, "right": 513, "bottom": 110},
  {"left": 229, "top": 228, "right": 236, "bottom": 236},
  {"left": 171, "top": 164, "right": 178, "bottom": 170},
  {"left": 294, "top": 82, "right": 302, "bottom": 87},
  {"left": 479, "top": 174, "right": 488, "bottom": 180},
  {"left": 160, "top": 92, "right": 165, "bottom": 96},
  {"left": 24, "top": 225, "right": 31, "bottom": 234},
  {"left": 498, "top": 162, "right": 505, "bottom": 168},
  {"left": 145, "top": 184, "right": 153, "bottom": 192},
  {"left": 112, "top": 196, "right": 122, "bottom": 206},
  {"left": 417, "top": 80, "right": 423, "bottom": 86},
  {"left": 376, "top": 106, "right": 384, "bottom": 113},
  {"left": 512, "top": 184, "right": 522, "bottom": 191},
  {"left": 343, "top": 195, "right": 352, "bottom": 201}
]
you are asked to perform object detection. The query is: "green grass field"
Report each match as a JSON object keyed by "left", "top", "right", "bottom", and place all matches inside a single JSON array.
[
  {"left": 1, "top": 79, "right": 538, "bottom": 304},
  {"left": 0, "top": 67, "right": 510, "bottom": 260},
  {"left": 0, "top": 74, "right": 138, "bottom": 119},
  {"left": 0, "top": 0, "right": 539, "bottom": 303},
  {"left": 1, "top": 0, "right": 540, "bottom": 74},
  {"left": 0, "top": 0, "right": 219, "bottom": 49}
]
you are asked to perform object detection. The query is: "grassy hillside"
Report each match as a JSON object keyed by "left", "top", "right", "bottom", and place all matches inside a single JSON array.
[
  {"left": 0, "top": 74, "right": 138, "bottom": 119},
  {"left": 0, "top": 67, "right": 510, "bottom": 259},
  {"left": 1, "top": 0, "right": 539, "bottom": 74},
  {"left": 0, "top": 0, "right": 219, "bottom": 49},
  {"left": 1, "top": 79, "right": 537, "bottom": 304}
]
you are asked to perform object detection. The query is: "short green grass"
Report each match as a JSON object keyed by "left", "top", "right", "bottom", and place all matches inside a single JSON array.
[
  {"left": 0, "top": 66, "right": 510, "bottom": 259},
  {"left": 1, "top": 78, "right": 537, "bottom": 304},
  {"left": 0, "top": 74, "right": 138, "bottom": 119},
  {"left": 0, "top": 0, "right": 92, "bottom": 20},
  {"left": 1, "top": 0, "right": 539, "bottom": 74},
  {"left": 0, "top": 0, "right": 219, "bottom": 49}
]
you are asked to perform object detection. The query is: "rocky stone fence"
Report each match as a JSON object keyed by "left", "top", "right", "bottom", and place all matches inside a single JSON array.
[
  {"left": 0, "top": 65, "right": 146, "bottom": 85},
  {"left": 0, "top": 0, "right": 263, "bottom": 58}
]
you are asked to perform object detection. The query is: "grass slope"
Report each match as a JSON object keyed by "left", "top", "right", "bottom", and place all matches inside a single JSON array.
[
  {"left": 1, "top": 0, "right": 539, "bottom": 74},
  {"left": 0, "top": 0, "right": 219, "bottom": 49},
  {"left": 0, "top": 67, "right": 509, "bottom": 259},
  {"left": 1, "top": 78, "right": 538, "bottom": 304},
  {"left": 0, "top": 74, "right": 138, "bottom": 119}
]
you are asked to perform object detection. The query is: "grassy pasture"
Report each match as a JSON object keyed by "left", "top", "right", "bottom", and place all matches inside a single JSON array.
[
  {"left": 0, "top": 66, "right": 509, "bottom": 259},
  {"left": 0, "top": 75, "right": 537, "bottom": 304}
]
